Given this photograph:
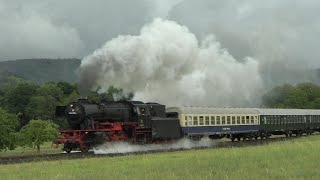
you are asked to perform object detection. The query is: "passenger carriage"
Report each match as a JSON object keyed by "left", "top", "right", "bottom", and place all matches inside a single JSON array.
[
  {"left": 258, "top": 109, "right": 320, "bottom": 136},
  {"left": 166, "top": 107, "right": 261, "bottom": 141},
  {"left": 167, "top": 107, "right": 320, "bottom": 141}
]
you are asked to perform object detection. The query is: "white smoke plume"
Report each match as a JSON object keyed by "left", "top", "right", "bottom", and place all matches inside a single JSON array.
[
  {"left": 93, "top": 138, "right": 215, "bottom": 154},
  {"left": 79, "top": 18, "right": 263, "bottom": 107}
]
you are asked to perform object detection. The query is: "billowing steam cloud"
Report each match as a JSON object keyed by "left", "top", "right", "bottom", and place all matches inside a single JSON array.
[{"left": 79, "top": 18, "right": 263, "bottom": 107}]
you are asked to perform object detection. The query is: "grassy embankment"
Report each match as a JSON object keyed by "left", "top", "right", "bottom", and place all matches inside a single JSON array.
[
  {"left": 0, "top": 142, "right": 61, "bottom": 157},
  {"left": 1, "top": 135, "right": 320, "bottom": 180}
]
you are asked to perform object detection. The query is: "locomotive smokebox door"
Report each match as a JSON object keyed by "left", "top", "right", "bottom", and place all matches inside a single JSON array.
[{"left": 55, "top": 106, "right": 67, "bottom": 117}]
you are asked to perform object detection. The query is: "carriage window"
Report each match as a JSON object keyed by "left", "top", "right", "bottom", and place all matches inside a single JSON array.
[
  {"left": 216, "top": 116, "right": 221, "bottom": 125},
  {"left": 184, "top": 116, "right": 187, "bottom": 126},
  {"left": 222, "top": 116, "right": 226, "bottom": 124},
  {"left": 237, "top": 116, "right": 240, "bottom": 124},
  {"left": 251, "top": 116, "right": 254, "bottom": 124},
  {"left": 227, "top": 116, "right": 231, "bottom": 124},
  {"left": 188, "top": 116, "right": 192, "bottom": 126},
  {"left": 211, "top": 116, "right": 215, "bottom": 125},
  {"left": 284, "top": 116, "right": 287, "bottom": 124},
  {"left": 246, "top": 116, "right": 250, "bottom": 124},
  {"left": 199, "top": 116, "right": 204, "bottom": 125},
  {"left": 242, "top": 116, "right": 245, "bottom": 124},
  {"left": 205, "top": 116, "right": 210, "bottom": 125},
  {"left": 232, "top": 116, "right": 236, "bottom": 124},
  {"left": 193, "top": 116, "right": 198, "bottom": 125}
]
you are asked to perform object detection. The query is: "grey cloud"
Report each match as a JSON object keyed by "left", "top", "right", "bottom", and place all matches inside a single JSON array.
[{"left": 168, "top": 0, "right": 320, "bottom": 87}]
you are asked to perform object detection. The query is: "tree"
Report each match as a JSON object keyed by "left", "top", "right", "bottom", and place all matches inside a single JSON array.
[
  {"left": 61, "top": 90, "right": 80, "bottom": 104},
  {"left": 19, "top": 120, "right": 58, "bottom": 152},
  {"left": 36, "top": 82, "right": 64, "bottom": 101},
  {"left": 57, "top": 81, "right": 76, "bottom": 96},
  {"left": 0, "top": 108, "right": 19, "bottom": 151},
  {"left": 25, "top": 95, "right": 59, "bottom": 120},
  {"left": 262, "top": 84, "right": 295, "bottom": 108},
  {"left": 296, "top": 82, "right": 320, "bottom": 102},
  {"left": 263, "top": 82, "right": 320, "bottom": 109},
  {"left": 3, "top": 82, "right": 39, "bottom": 114}
]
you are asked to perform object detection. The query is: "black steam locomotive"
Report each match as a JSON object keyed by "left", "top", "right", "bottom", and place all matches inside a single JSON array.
[{"left": 55, "top": 99, "right": 182, "bottom": 152}]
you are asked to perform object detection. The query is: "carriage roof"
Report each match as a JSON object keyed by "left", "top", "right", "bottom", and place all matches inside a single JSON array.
[{"left": 166, "top": 107, "right": 320, "bottom": 116}]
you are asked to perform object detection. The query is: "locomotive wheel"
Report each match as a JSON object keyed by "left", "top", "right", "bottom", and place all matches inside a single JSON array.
[
  {"left": 65, "top": 148, "right": 72, "bottom": 153},
  {"left": 231, "top": 136, "right": 235, "bottom": 142},
  {"left": 80, "top": 146, "right": 89, "bottom": 153}
]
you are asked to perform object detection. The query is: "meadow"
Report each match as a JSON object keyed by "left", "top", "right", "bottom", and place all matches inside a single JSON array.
[
  {"left": 1, "top": 135, "right": 320, "bottom": 180},
  {"left": 0, "top": 142, "right": 61, "bottom": 157}
]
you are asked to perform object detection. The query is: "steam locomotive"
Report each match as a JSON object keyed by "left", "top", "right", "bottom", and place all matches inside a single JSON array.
[
  {"left": 55, "top": 98, "right": 320, "bottom": 153},
  {"left": 54, "top": 99, "right": 182, "bottom": 153}
]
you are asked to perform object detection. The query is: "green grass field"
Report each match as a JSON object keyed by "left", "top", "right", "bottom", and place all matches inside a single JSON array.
[
  {"left": 0, "top": 142, "right": 61, "bottom": 157},
  {"left": 1, "top": 135, "right": 320, "bottom": 180}
]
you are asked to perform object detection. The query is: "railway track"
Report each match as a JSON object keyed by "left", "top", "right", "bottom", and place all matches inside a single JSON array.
[{"left": 0, "top": 136, "right": 299, "bottom": 165}]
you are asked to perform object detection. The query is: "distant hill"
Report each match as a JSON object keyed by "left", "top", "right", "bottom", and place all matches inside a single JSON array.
[
  {"left": 0, "top": 59, "right": 81, "bottom": 84},
  {"left": 0, "top": 58, "right": 319, "bottom": 87}
]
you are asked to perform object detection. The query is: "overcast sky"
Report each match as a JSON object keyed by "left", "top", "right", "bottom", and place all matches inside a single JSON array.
[
  {"left": 1, "top": 0, "right": 320, "bottom": 88},
  {"left": 0, "top": 0, "right": 319, "bottom": 64},
  {"left": 0, "top": 0, "right": 182, "bottom": 60}
]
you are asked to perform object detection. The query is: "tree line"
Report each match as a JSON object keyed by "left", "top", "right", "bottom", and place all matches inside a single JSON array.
[
  {"left": 263, "top": 82, "right": 320, "bottom": 109},
  {"left": 0, "top": 75, "right": 132, "bottom": 152}
]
